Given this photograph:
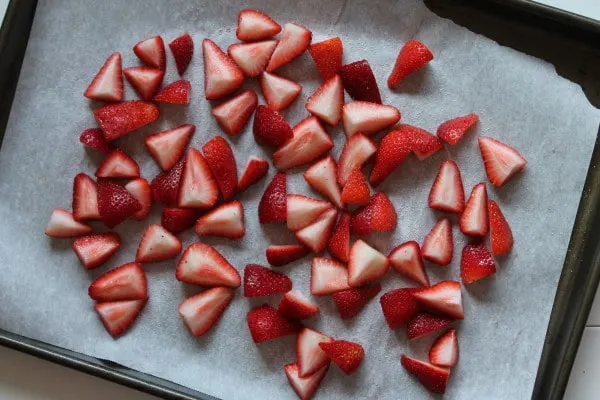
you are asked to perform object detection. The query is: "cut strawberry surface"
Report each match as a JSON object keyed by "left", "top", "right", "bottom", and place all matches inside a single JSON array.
[
  {"left": 178, "top": 148, "right": 219, "bottom": 209},
  {"left": 399, "top": 124, "right": 444, "bottom": 160},
  {"left": 125, "top": 178, "right": 151, "bottom": 220},
  {"left": 123, "top": 66, "right": 164, "bottom": 101},
  {"left": 95, "top": 299, "right": 147, "bottom": 337},
  {"left": 95, "top": 149, "right": 140, "bottom": 179},
  {"left": 145, "top": 124, "right": 194, "bottom": 171},
  {"left": 459, "top": 182, "right": 489, "bottom": 236},
  {"left": 478, "top": 136, "right": 527, "bottom": 187},
  {"left": 429, "top": 329, "right": 459, "bottom": 368},
  {"left": 304, "top": 157, "right": 343, "bottom": 209},
  {"left": 211, "top": 90, "right": 258, "bottom": 135},
  {"left": 72, "top": 233, "right": 120, "bottom": 270},
  {"left": 348, "top": 240, "right": 390, "bottom": 287},
  {"left": 319, "top": 340, "right": 364, "bottom": 375},
  {"left": 295, "top": 208, "right": 337, "bottom": 253},
  {"left": 388, "top": 241, "right": 429, "bottom": 286},
  {"left": 437, "top": 113, "right": 479, "bottom": 145},
  {"left": 342, "top": 101, "right": 401, "bottom": 137},
  {"left": 401, "top": 354, "right": 450, "bottom": 394},
  {"left": 253, "top": 105, "right": 294, "bottom": 148},
  {"left": 309, "top": 37, "right": 343, "bottom": 81},
  {"left": 169, "top": 33, "right": 193, "bottom": 75},
  {"left": 202, "top": 136, "right": 238, "bottom": 201},
  {"left": 176, "top": 243, "right": 241, "bottom": 288},
  {"left": 133, "top": 36, "right": 166, "bottom": 70},
  {"left": 247, "top": 304, "right": 303, "bottom": 343},
  {"left": 379, "top": 288, "right": 421, "bottom": 329},
  {"left": 266, "top": 23, "right": 312, "bottom": 72},
  {"left": 88, "top": 262, "right": 147, "bottom": 302},
  {"left": 306, "top": 74, "right": 344, "bottom": 126},
  {"left": 202, "top": 39, "right": 244, "bottom": 100},
  {"left": 244, "top": 264, "right": 292, "bottom": 297},
  {"left": 153, "top": 80, "right": 191, "bottom": 104},
  {"left": 94, "top": 101, "right": 159, "bottom": 141},
  {"left": 278, "top": 290, "right": 319, "bottom": 320},
  {"left": 461, "top": 241, "right": 497, "bottom": 284},
  {"left": 179, "top": 287, "right": 234, "bottom": 337},
  {"left": 351, "top": 192, "right": 397, "bottom": 236},
  {"left": 266, "top": 244, "right": 309, "bottom": 267},
  {"left": 72, "top": 173, "right": 100, "bottom": 221},
  {"left": 97, "top": 181, "right": 142, "bottom": 228},
  {"left": 260, "top": 72, "right": 302, "bottom": 111},
  {"left": 428, "top": 160, "right": 465, "bottom": 213},
  {"left": 413, "top": 280, "right": 464, "bottom": 319},
  {"left": 79, "top": 128, "right": 114, "bottom": 154},
  {"left": 287, "top": 194, "right": 332, "bottom": 231},
  {"left": 337, "top": 133, "right": 377, "bottom": 187},
  {"left": 195, "top": 201, "right": 245, "bottom": 239},
  {"left": 136, "top": 224, "right": 182, "bottom": 263},
  {"left": 161, "top": 208, "right": 198, "bottom": 233},
  {"left": 332, "top": 283, "right": 381, "bottom": 319},
  {"left": 297, "top": 328, "right": 332, "bottom": 379},
  {"left": 84, "top": 52, "right": 123, "bottom": 102},
  {"left": 228, "top": 40, "right": 277, "bottom": 77},
  {"left": 341, "top": 168, "right": 370, "bottom": 206},
  {"left": 488, "top": 200, "right": 514, "bottom": 256},
  {"left": 407, "top": 312, "right": 453, "bottom": 340},
  {"left": 284, "top": 362, "right": 328, "bottom": 400},
  {"left": 421, "top": 218, "right": 453, "bottom": 266},
  {"left": 369, "top": 129, "right": 411, "bottom": 187},
  {"left": 340, "top": 60, "right": 382, "bottom": 103},
  {"left": 327, "top": 212, "right": 350, "bottom": 262},
  {"left": 387, "top": 40, "right": 433, "bottom": 89},
  {"left": 310, "top": 257, "right": 350, "bottom": 296},
  {"left": 238, "top": 156, "right": 269, "bottom": 192},
  {"left": 258, "top": 172, "right": 287, "bottom": 224},
  {"left": 236, "top": 9, "right": 281, "bottom": 42},
  {"left": 150, "top": 158, "right": 184, "bottom": 207}
]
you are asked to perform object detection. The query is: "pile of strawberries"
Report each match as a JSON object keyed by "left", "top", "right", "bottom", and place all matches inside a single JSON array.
[{"left": 43, "top": 8, "right": 527, "bottom": 399}]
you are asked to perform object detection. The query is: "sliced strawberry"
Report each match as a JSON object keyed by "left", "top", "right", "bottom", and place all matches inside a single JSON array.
[
  {"left": 195, "top": 201, "right": 245, "bottom": 239},
  {"left": 369, "top": 129, "right": 411, "bottom": 187},
  {"left": 287, "top": 194, "right": 332, "bottom": 231},
  {"left": 84, "top": 53, "right": 123, "bottom": 102},
  {"left": 228, "top": 40, "right": 277, "bottom": 77},
  {"left": 319, "top": 340, "right": 364, "bottom": 375},
  {"left": 136, "top": 224, "right": 182, "bottom": 263},
  {"left": 238, "top": 156, "right": 269, "bottom": 192},
  {"left": 406, "top": 312, "right": 453, "bottom": 340},
  {"left": 266, "top": 23, "right": 312, "bottom": 72},
  {"left": 278, "top": 290, "right": 319, "bottom": 320},
  {"left": 161, "top": 208, "right": 198, "bottom": 233},
  {"left": 332, "top": 283, "right": 381, "bottom": 319},
  {"left": 72, "top": 233, "right": 121, "bottom": 270},
  {"left": 125, "top": 178, "right": 151, "bottom": 220},
  {"left": 95, "top": 149, "right": 140, "bottom": 179},
  {"left": 72, "top": 173, "right": 100, "bottom": 221},
  {"left": 253, "top": 105, "right": 294, "bottom": 148},
  {"left": 387, "top": 40, "right": 434, "bottom": 89},
  {"left": 337, "top": 133, "right": 377, "bottom": 187},
  {"left": 202, "top": 39, "right": 244, "bottom": 100},
  {"left": 310, "top": 257, "right": 350, "bottom": 295},
  {"left": 95, "top": 299, "right": 146, "bottom": 337},
  {"left": 303, "top": 156, "right": 343, "bottom": 209},
  {"left": 342, "top": 101, "right": 401, "bottom": 137},
  {"left": 133, "top": 36, "right": 166, "bottom": 70},
  {"left": 244, "top": 264, "right": 292, "bottom": 297},
  {"left": 437, "top": 113, "right": 479, "bottom": 145},
  {"left": 401, "top": 354, "right": 450, "bottom": 394},
  {"left": 421, "top": 218, "right": 453, "bottom": 266},
  {"left": 341, "top": 168, "right": 370, "bottom": 206},
  {"left": 211, "top": 90, "right": 258, "bottom": 135},
  {"left": 478, "top": 136, "right": 527, "bottom": 187},
  {"left": 88, "top": 262, "right": 147, "bottom": 302},
  {"left": 284, "top": 362, "right": 328, "bottom": 400},
  {"left": 79, "top": 128, "right": 114, "bottom": 153},
  {"left": 459, "top": 183, "right": 489, "bottom": 236},
  {"left": 398, "top": 124, "right": 444, "bottom": 160},
  {"left": 266, "top": 244, "right": 309, "bottom": 267},
  {"left": 179, "top": 287, "right": 234, "bottom": 337},
  {"left": 297, "top": 328, "right": 332, "bottom": 377},
  {"left": 176, "top": 243, "right": 241, "bottom": 287},
  {"left": 97, "top": 181, "right": 142, "bottom": 228},
  {"left": 236, "top": 9, "right": 281, "bottom": 42},
  {"left": 340, "top": 60, "right": 381, "bottom": 103},
  {"left": 202, "top": 136, "right": 238, "bottom": 200},
  {"left": 388, "top": 241, "right": 429, "bottom": 286},
  {"left": 247, "top": 304, "right": 303, "bottom": 343},
  {"left": 295, "top": 209, "right": 338, "bottom": 253},
  {"left": 123, "top": 66, "right": 164, "bottom": 100},
  {"left": 153, "top": 80, "right": 191, "bottom": 104},
  {"left": 428, "top": 160, "right": 465, "bottom": 213},
  {"left": 309, "top": 37, "right": 343, "bottom": 81},
  {"left": 178, "top": 148, "right": 219, "bottom": 209},
  {"left": 351, "top": 192, "right": 397, "bottom": 236},
  {"left": 328, "top": 212, "right": 350, "bottom": 262},
  {"left": 413, "top": 280, "right": 464, "bottom": 319},
  {"left": 260, "top": 72, "right": 302, "bottom": 111},
  {"left": 348, "top": 240, "right": 389, "bottom": 287},
  {"left": 429, "top": 329, "right": 459, "bottom": 367},
  {"left": 150, "top": 158, "right": 184, "bottom": 207},
  {"left": 461, "top": 241, "right": 497, "bottom": 284},
  {"left": 488, "top": 200, "right": 513, "bottom": 256},
  {"left": 145, "top": 124, "right": 194, "bottom": 171},
  {"left": 169, "top": 33, "right": 193, "bottom": 75},
  {"left": 379, "top": 288, "right": 421, "bottom": 329},
  {"left": 94, "top": 101, "right": 159, "bottom": 141},
  {"left": 306, "top": 74, "right": 344, "bottom": 126},
  {"left": 258, "top": 172, "right": 287, "bottom": 224}
]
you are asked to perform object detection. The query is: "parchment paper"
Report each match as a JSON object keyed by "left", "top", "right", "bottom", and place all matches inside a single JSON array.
[{"left": 0, "top": 0, "right": 599, "bottom": 398}]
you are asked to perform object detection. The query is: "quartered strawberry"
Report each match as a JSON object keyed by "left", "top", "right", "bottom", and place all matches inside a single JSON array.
[
  {"left": 266, "top": 23, "right": 312, "bottom": 72},
  {"left": 319, "top": 340, "right": 364, "bottom": 375},
  {"left": 309, "top": 37, "right": 343, "bottom": 81},
  {"left": 337, "top": 133, "right": 377, "bottom": 187},
  {"left": 176, "top": 243, "right": 241, "bottom": 287},
  {"left": 145, "top": 124, "right": 194, "bottom": 171},
  {"left": 123, "top": 66, "right": 164, "bottom": 100},
  {"left": 328, "top": 212, "right": 350, "bottom": 262},
  {"left": 459, "top": 182, "right": 489, "bottom": 236},
  {"left": 379, "top": 288, "right": 421, "bottom": 329},
  {"left": 369, "top": 129, "right": 411, "bottom": 187},
  {"left": 401, "top": 354, "right": 450, "bottom": 394},
  {"left": 202, "top": 39, "right": 244, "bottom": 100},
  {"left": 211, "top": 90, "right": 258, "bottom": 135},
  {"left": 332, "top": 283, "right": 381, "bottom": 319},
  {"left": 287, "top": 194, "right": 332, "bottom": 231},
  {"left": 437, "top": 113, "right": 479, "bottom": 145},
  {"left": 150, "top": 158, "right": 184, "bottom": 207},
  {"left": 388, "top": 241, "right": 429, "bottom": 286},
  {"left": 228, "top": 40, "right": 277, "bottom": 77},
  {"left": 407, "top": 312, "right": 453, "bottom": 340},
  {"left": 421, "top": 218, "right": 453, "bottom": 266},
  {"left": 341, "top": 168, "right": 370, "bottom": 206},
  {"left": 429, "top": 329, "right": 459, "bottom": 368},
  {"left": 306, "top": 74, "right": 344, "bottom": 126},
  {"left": 195, "top": 201, "right": 245, "bottom": 239},
  {"left": 278, "top": 290, "right": 319, "bottom": 320},
  {"left": 136, "top": 224, "right": 182, "bottom": 263},
  {"left": 169, "top": 33, "right": 193, "bottom": 75},
  {"left": 202, "top": 136, "right": 238, "bottom": 200},
  {"left": 297, "top": 328, "right": 332, "bottom": 378},
  {"left": 310, "top": 257, "right": 350, "bottom": 296},
  {"left": 153, "top": 80, "right": 191, "bottom": 104},
  {"left": 247, "top": 304, "right": 303, "bottom": 343},
  {"left": 88, "top": 262, "right": 147, "bottom": 302},
  {"left": 72, "top": 233, "right": 120, "bottom": 270},
  {"left": 304, "top": 157, "right": 343, "bottom": 209},
  {"left": 267, "top": 244, "right": 309, "bottom": 267},
  {"left": 387, "top": 40, "right": 433, "bottom": 89},
  {"left": 238, "top": 156, "right": 269, "bottom": 192},
  {"left": 253, "top": 105, "right": 293, "bottom": 148},
  {"left": 478, "top": 136, "right": 527, "bottom": 187},
  {"left": 97, "top": 181, "right": 142, "bottom": 228},
  {"left": 161, "top": 208, "right": 198, "bottom": 233},
  {"left": 413, "top": 280, "right": 464, "bottom": 319},
  {"left": 461, "top": 241, "right": 497, "bottom": 284},
  {"left": 84, "top": 53, "right": 123, "bottom": 102},
  {"left": 125, "top": 178, "right": 151, "bottom": 220},
  {"left": 428, "top": 160, "right": 465, "bottom": 213},
  {"left": 95, "top": 299, "right": 147, "bottom": 337},
  {"left": 236, "top": 9, "right": 281, "bottom": 42},
  {"left": 133, "top": 36, "right": 166, "bottom": 70},
  {"left": 342, "top": 101, "right": 401, "bottom": 137},
  {"left": 351, "top": 192, "right": 397, "bottom": 235},
  {"left": 260, "top": 72, "right": 302, "bottom": 111},
  {"left": 79, "top": 128, "right": 114, "bottom": 154},
  {"left": 179, "top": 287, "right": 234, "bottom": 337},
  {"left": 284, "top": 362, "right": 328, "bottom": 400},
  {"left": 258, "top": 172, "right": 287, "bottom": 224},
  {"left": 348, "top": 240, "right": 390, "bottom": 287},
  {"left": 340, "top": 60, "right": 381, "bottom": 103},
  {"left": 295, "top": 209, "right": 338, "bottom": 253},
  {"left": 178, "top": 148, "right": 219, "bottom": 209},
  {"left": 488, "top": 200, "right": 513, "bottom": 256},
  {"left": 72, "top": 173, "right": 100, "bottom": 221},
  {"left": 273, "top": 116, "right": 334, "bottom": 171},
  {"left": 399, "top": 124, "right": 444, "bottom": 160},
  {"left": 94, "top": 101, "right": 159, "bottom": 141},
  {"left": 244, "top": 264, "right": 292, "bottom": 297},
  {"left": 95, "top": 149, "right": 140, "bottom": 179}
]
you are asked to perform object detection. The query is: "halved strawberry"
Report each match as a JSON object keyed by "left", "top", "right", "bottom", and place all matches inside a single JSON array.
[
  {"left": 238, "top": 156, "right": 269, "bottom": 192},
  {"left": 133, "top": 36, "right": 166, "bottom": 70},
  {"left": 195, "top": 201, "right": 245, "bottom": 239},
  {"left": 459, "top": 183, "right": 489, "bottom": 236},
  {"left": 136, "top": 224, "right": 182, "bottom": 263},
  {"left": 145, "top": 124, "right": 194, "bottom": 171},
  {"left": 72, "top": 173, "right": 100, "bottom": 221},
  {"left": 351, "top": 192, "right": 397, "bottom": 235},
  {"left": 179, "top": 287, "right": 234, "bottom": 337},
  {"left": 340, "top": 60, "right": 381, "bottom": 103},
  {"left": 488, "top": 200, "right": 513, "bottom": 256},
  {"left": 310, "top": 257, "right": 350, "bottom": 295},
  {"left": 306, "top": 74, "right": 344, "bottom": 126},
  {"left": 379, "top": 288, "right": 421, "bottom": 329},
  {"left": 151, "top": 158, "right": 184, "bottom": 207},
  {"left": 247, "top": 304, "right": 303, "bottom": 343},
  {"left": 401, "top": 354, "right": 450, "bottom": 394},
  {"left": 84, "top": 53, "right": 123, "bottom": 102},
  {"left": 437, "top": 113, "right": 479, "bottom": 145},
  {"left": 348, "top": 240, "right": 389, "bottom": 287},
  {"left": 211, "top": 90, "right": 258, "bottom": 135},
  {"left": 398, "top": 124, "right": 444, "bottom": 160},
  {"left": 387, "top": 40, "right": 433, "bottom": 89},
  {"left": 304, "top": 157, "right": 343, "bottom": 209},
  {"left": 337, "top": 133, "right": 377, "bottom": 187},
  {"left": 478, "top": 136, "right": 527, "bottom": 187},
  {"left": 295, "top": 209, "right": 338, "bottom": 253},
  {"left": 273, "top": 116, "right": 334, "bottom": 171},
  {"left": 95, "top": 149, "right": 140, "bottom": 179},
  {"left": 278, "top": 290, "right": 319, "bottom": 320},
  {"left": 429, "top": 329, "right": 459, "bottom": 367},
  {"left": 319, "top": 340, "right": 364, "bottom": 375},
  {"left": 297, "top": 328, "right": 332, "bottom": 377},
  {"left": 123, "top": 66, "right": 164, "bottom": 100},
  {"left": 79, "top": 128, "right": 114, "bottom": 154},
  {"left": 309, "top": 37, "right": 343, "bottom": 81},
  {"left": 284, "top": 363, "right": 328, "bottom": 400},
  {"left": 97, "top": 181, "right": 142, "bottom": 228},
  {"left": 228, "top": 40, "right": 277, "bottom": 77},
  {"left": 428, "top": 160, "right": 465, "bottom": 213},
  {"left": 328, "top": 212, "right": 350, "bottom": 262},
  {"left": 95, "top": 299, "right": 147, "bottom": 337},
  {"left": 287, "top": 194, "right": 332, "bottom": 231},
  {"left": 202, "top": 39, "right": 244, "bottom": 100},
  {"left": 260, "top": 72, "right": 302, "bottom": 111},
  {"left": 406, "top": 312, "right": 453, "bottom": 340},
  {"left": 266, "top": 23, "right": 312, "bottom": 72},
  {"left": 369, "top": 129, "right": 411, "bottom": 187},
  {"left": 421, "top": 218, "right": 453, "bottom": 266},
  {"left": 72, "top": 233, "right": 120, "bottom": 269},
  {"left": 169, "top": 33, "right": 193, "bottom": 75},
  {"left": 388, "top": 241, "right": 429, "bottom": 286},
  {"left": 202, "top": 136, "right": 238, "bottom": 200},
  {"left": 94, "top": 101, "right": 159, "bottom": 141},
  {"left": 258, "top": 172, "right": 287, "bottom": 224},
  {"left": 342, "top": 101, "right": 401, "bottom": 137},
  {"left": 88, "top": 262, "right": 147, "bottom": 301},
  {"left": 332, "top": 283, "right": 381, "bottom": 319},
  {"left": 461, "top": 241, "right": 497, "bottom": 284},
  {"left": 236, "top": 9, "right": 281, "bottom": 42},
  {"left": 253, "top": 105, "right": 293, "bottom": 148},
  {"left": 153, "top": 80, "right": 191, "bottom": 104},
  {"left": 266, "top": 244, "right": 309, "bottom": 267},
  {"left": 125, "top": 178, "right": 151, "bottom": 220},
  {"left": 341, "top": 168, "right": 370, "bottom": 206},
  {"left": 176, "top": 243, "right": 241, "bottom": 287},
  {"left": 413, "top": 280, "right": 464, "bottom": 319},
  {"left": 161, "top": 208, "right": 198, "bottom": 233},
  {"left": 178, "top": 148, "right": 219, "bottom": 209}
]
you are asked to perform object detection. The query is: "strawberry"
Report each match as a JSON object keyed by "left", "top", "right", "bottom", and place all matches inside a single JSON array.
[
  {"left": 266, "top": 23, "right": 312, "bottom": 72},
  {"left": 238, "top": 156, "right": 269, "bottom": 192},
  {"left": 95, "top": 299, "right": 147, "bottom": 337},
  {"left": 337, "top": 133, "right": 377, "bottom": 187},
  {"left": 342, "top": 101, "right": 401, "bottom": 137},
  {"left": 284, "top": 363, "right": 328, "bottom": 400},
  {"left": 437, "top": 113, "right": 479, "bottom": 145},
  {"left": 327, "top": 212, "right": 350, "bottom": 262},
  {"left": 178, "top": 148, "right": 219, "bottom": 209},
  {"left": 421, "top": 218, "right": 453, "bottom": 266},
  {"left": 88, "top": 262, "right": 147, "bottom": 301},
  {"left": 236, "top": 9, "right": 281, "bottom": 42},
  {"left": 406, "top": 312, "right": 453, "bottom": 340},
  {"left": 228, "top": 40, "right": 277, "bottom": 77},
  {"left": 413, "top": 280, "right": 464, "bottom": 319},
  {"left": 428, "top": 160, "right": 465, "bottom": 213},
  {"left": 247, "top": 304, "right": 303, "bottom": 343},
  {"left": 79, "top": 128, "right": 113, "bottom": 153},
  {"left": 459, "top": 182, "right": 489, "bottom": 236},
  {"left": 176, "top": 243, "right": 241, "bottom": 287},
  {"left": 297, "top": 328, "right": 332, "bottom": 377},
  {"left": 244, "top": 264, "right": 292, "bottom": 297},
  {"left": 340, "top": 60, "right": 382, "bottom": 103},
  {"left": 332, "top": 283, "right": 381, "bottom": 319},
  {"left": 388, "top": 241, "right": 429, "bottom": 286},
  {"left": 260, "top": 72, "right": 302, "bottom": 111},
  {"left": 310, "top": 257, "right": 350, "bottom": 295},
  {"left": 84, "top": 53, "right": 123, "bottom": 102},
  {"left": 136, "top": 224, "right": 182, "bottom": 263},
  {"left": 95, "top": 149, "right": 140, "bottom": 179},
  {"left": 429, "top": 329, "right": 459, "bottom": 367},
  {"left": 266, "top": 244, "right": 309, "bottom": 267},
  {"left": 379, "top": 288, "right": 421, "bottom": 329},
  {"left": 488, "top": 200, "right": 513, "bottom": 256},
  {"left": 253, "top": 105, "right": 293, "bottom": 148},
  {"left": 387, "top": 40, "right": 433, "bottom": 89},
  {"left": 195, "top": 201, "right": 245, "bottom": 239},
  {"left": 133, "top": 36, "right": 166, "bottom": 70},
  {"left": 202, "top": 136, "right": 238, "bottom": 200},
  {"left": 150, "top": 158, "right": 184, "bottom": 207},
  {"left": 273, "top": 116, "right": 334, "bottom": 171},
  {"left": 145, "top": 124, "right": 195, "bottom": 171},
  {"left": 278, "top": 290, "right": 319, "bottom": 320},
  {"left": 258, "top": 172, "right": 287, "bottom": 224},
  {"left": 211, "top": 90, "right": 258, "bottom": 135},
  {"left": 303, "top": 157, "right": 343, "bottom": 209},
  {"left": 401, "top": 354, "right": 450, "bottom": 394},
  {"left": 153, "top": 80, "right": 191, "bottom": 104},
  {"left": 306, "top": 75, "right": 344, "bottom": 126},
  {"left": 398, "top": 124, "right": 443, "bottom": 160},
  {"left": 287, "top": 194, "right": 332, "bottom": 231},
  {"left": 161, "top": 208, "right": 198, "bottom": 233},
  {"left": 478, "top": 136, "right": 527, "bottom": 187},
  {"left": 369, "top": 129, "right": 411, "bottom": 187},
  {"left": 169, "top": 33, "right": 193, "bottom": 75},
  {"left": 123, "top": 66, "right": 164, "bottom": 100},
  {"left": 97, "top": 181, "right": 142, "bottom": 228},
  {"left": 71, "top": 233, "right": 120, "bottom": 269},
  {"left": 124, "top": 178, "right": 151, "bottom": 220},
  {"left": 94, "top": 101, "right": 160, "bottom": 141},
  {"left": 72, "top": 173, "right": 100, "bottom": 221},
  {"left": 295, "top": 209, "right": 338, "bottom": 253},
  {"left": 203, "top": 39, "right": 244, "bottom": 100},
  {"left": 348, "top": 240, "right": 390, "bottom": 287},
  {"left": 309, "top": 37, "right": 343, "bottom": 81},
  {"left": 341, "top": 168, "right": 370, "bottom": 206},
  {"left": 461, "top": 241, "right": 497, "bottom": 284},
  {"left": 179, "top": 287, "right": 234, "bottom": 337},
  {"left": 319, "top": 340, "right": 364, "bottom": 375},
  {"left": 351, "top": 192, "right": 397, "bottom": 235}
]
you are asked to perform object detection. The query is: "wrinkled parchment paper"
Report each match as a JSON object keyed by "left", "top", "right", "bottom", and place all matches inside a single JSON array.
[{"left": 0, "top": 0, "right": 599, "bottom": 398}]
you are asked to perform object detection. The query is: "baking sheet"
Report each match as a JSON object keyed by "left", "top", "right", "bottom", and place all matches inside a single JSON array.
[{"left": 0, "top": 0, "right": 598, "bottom": 399}]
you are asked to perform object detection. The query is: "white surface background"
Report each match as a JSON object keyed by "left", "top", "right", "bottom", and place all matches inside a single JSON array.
[{"left": 0, "top": 0, "right": 597, "bottom": 399}]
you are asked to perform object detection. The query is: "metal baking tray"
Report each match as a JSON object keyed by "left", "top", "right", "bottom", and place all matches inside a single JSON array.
[{"left": 0, "top": 0, "right": 598, "bottom": 399}]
